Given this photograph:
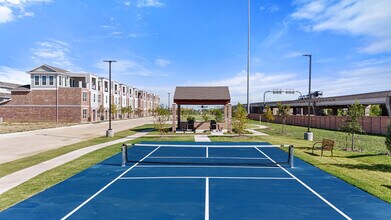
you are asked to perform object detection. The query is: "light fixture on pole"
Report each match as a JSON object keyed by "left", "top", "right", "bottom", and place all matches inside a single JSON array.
[
  {"left": 168, "top": 92, "right": 171, "bottom": 109},
  {"left": 303, "top": 54, "right": 313, "bottom": 141},
  {"left": 104, "top": 60, "right": 117, "bottom": 137},
  {"left": 246, "top": 0, "right": 251, "bottom": 114}
]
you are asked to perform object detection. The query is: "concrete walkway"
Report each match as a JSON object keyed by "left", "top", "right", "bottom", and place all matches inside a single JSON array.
[
  {"left": 194, "top": 135, "right": 211, "bottom": 142},
  {"left": 245, "top": 128, "right": 268, "bottom": 136},
  {"left": 0, "top": 131, "right": 150, "bottom": 195},
  {"left": 0, "top": 117, "right": 153, "bottom": 164}
]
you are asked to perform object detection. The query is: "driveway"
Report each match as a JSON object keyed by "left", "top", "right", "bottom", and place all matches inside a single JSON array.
[{"left": 0, "top": 117, "right": 154, "bottom": 164}]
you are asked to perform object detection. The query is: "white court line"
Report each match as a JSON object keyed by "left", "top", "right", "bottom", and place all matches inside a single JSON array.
[
  {"left": 206, "top": 146, "right": 208, "bottom": 158},
  {"left": 136, "top": 165, "right": 280, "bottom": 169},
  {"left": 134, "top": 143, "right": 290, "bottom": 148},
  {"left": 148, "top": 156, "right": 269, "bottom": 160},
  {"left": 205, "top": 177, "right": 209, "bottom": 220},
  {"left": 254, "top": 147, "right": 352, "bottom": 220},
  {"left": 61, "top": 146, "right": 161, "bottom": 220},
  {"left": 119, "top": 176, "right": 294, "bottom": 180}
]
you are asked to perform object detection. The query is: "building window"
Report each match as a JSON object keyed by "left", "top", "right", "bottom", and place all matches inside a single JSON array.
[
  {"left": 82, "top": 109, "right": 87, "bottom": 119},
  {"left": 104, "top": 82, "right": 108, "bottom": 92},
  {"left": 93, "top": 94, "right": 96, "bottom": 102},
  {"left": 34, "top": 75, "right": 40, "bottom": 86},
  {"left": 42, "top": 75, "right": 47, "bottom": 86},
  {"left": 49, "top": 76, "right": 54, "bottom": 86},
  {"left": 59, "top": 76, "right": 62, "bottom": 86},
  {"left": 98, "top": 94, "right": 101, "bottom": 103},
  {"left": 105, "top": 95, "right": 108, "bottom": 103},
  {"left": 82, "top": 92, "right": 87, "bottom": 102}
]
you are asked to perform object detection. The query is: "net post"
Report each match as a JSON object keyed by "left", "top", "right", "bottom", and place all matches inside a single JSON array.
[
  {"left": 121, "top": 143, "right": 127, "bottom": 167},
  {"left": 288, "top": 145, "right": 294, "bottom": 168}
]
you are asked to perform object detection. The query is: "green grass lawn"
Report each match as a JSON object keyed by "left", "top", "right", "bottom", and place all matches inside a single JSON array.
[
  {"left": 210, "top": 125, "right": 391, "bottom": 204},
  {"left": 0, "top": 135, "right": 194, "bottom": 211},
  {"left": 249, "top": 120, "right": 388, "bottom": 153}
]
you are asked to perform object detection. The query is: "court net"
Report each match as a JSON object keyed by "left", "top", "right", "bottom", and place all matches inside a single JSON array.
[{"left": 120, "top": 143, "right": 295, "bottom": 168}]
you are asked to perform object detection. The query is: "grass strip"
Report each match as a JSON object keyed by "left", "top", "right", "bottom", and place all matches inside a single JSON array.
[
  {"left": 0, "top": 125, "right": 156, "bottom": 178},
  {"left": 0, "top": 135, "right": 194, "bottom": 211}
]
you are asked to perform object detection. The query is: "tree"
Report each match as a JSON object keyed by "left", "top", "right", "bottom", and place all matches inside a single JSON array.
[
  {"left": 370, "top": 105, "right": 382, "bottom": 116},
  {"left": 98, "top": 105, "right": 105, "bottom": 120},
  {"left": 339, "top": 100, "right": 364, "bottom": 151},
  {"left": 233, "top": 103, "right": 247, "bottom": 136},
  {"left": 110, "top": 104, "right": 118, "bottom": 119},
  {"left": 277, "top": 102, "right": 290, "bottom": 133},
  {"left": 120, "top": 106, "right": 127, "bottom": 118},
  {"left": 202, "top": 112, "right": 209, "bottom": 122},
  {"left": 153, "top": 106, "right": 171, "bottom": 135},
  {"left": 385, "top": 121, "right": 391, "bottom": 156},
  {"left": 127, "top": 106, "right": 133, "bottom": 118},
  {"left": 263, "top": 106, "right": 275, "bottom": 122}
]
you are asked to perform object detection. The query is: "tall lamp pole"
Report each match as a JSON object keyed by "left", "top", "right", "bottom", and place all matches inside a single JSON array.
[
  {"left": 246, "top": 0, "right": 251, "bottom": 114},
  {"left": 104, "top": 60, "right": 117, "bottom": 137},
  {"left": 303, "top": 54, "right": 313, "bottom": 141},
  {"left": 168, "top": 92, "right": 171, "bottom": 109}
]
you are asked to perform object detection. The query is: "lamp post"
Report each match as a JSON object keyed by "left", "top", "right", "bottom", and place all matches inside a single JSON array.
[
  {"left": 246, "top": 0, "right": 251, "bottom": 114},
  {"left": 303, "top": 54, "right": 313, "bottom": 141},
  {"left": 168, "top": 92, "right": 171, "bottom": 109},
  {"left": 104, "top": 60, "right": 117, "bottom": 137}
]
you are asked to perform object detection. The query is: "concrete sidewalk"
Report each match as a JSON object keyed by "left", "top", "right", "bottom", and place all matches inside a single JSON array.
[
  {"left": 0, "top": 131, "right": 150, "bottom": 195},
  {"left": 194, "top": 135, "right": 211, "bottom": 142},
  {"left": 0, "top": 117, "right": 153, "bottom": 164}
]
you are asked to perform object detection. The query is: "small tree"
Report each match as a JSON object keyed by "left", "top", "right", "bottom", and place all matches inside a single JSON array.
[
  {"left": 127, "top": 106, "right": 133, "bottom": 118},
  {"left": 263, "top": 106, "right": 275, "bottom": 122},
  {"left": 202, "top": 112, "right": 209, "bottom": 122},
  {"left": 110, "top": 104, "right": 118, "bottom": 119},
  {"left": 370, "top": 105, "right": 382, "bottom": 116},
  {"left": 385, "top": 121, "right": 391, "bottom": 156},
  {"left": 233, "top": 103, "right": 247, "bottom": 136},
  {"left": 98, "top": 105, "right": 105, "bottom": 120},
  {"left": 277, "top": 102, "right": 290, "bottom": 133},
  {"left": 340, "top": 100, "right": 364, "bottom": 151},
  {"left": 120, "top": 106, "right": 127, "bottom": 118},
  {"left": 153, "top": 106, "right": 171, "bottom": 135}
]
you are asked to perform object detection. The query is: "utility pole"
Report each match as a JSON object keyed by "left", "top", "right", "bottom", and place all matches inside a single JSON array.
[
  {"left": 104, "top": 60, "right": 117, "bottom": 137},
  {"left": 303, "top": 54, "right": 313, "bottom": 141},
  {"left": 246, "top": 0, "right": 251, "bottom": 114}
]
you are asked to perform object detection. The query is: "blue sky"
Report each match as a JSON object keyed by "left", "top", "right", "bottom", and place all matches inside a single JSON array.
[{"left": 1, "top": 0, "right": 391, "bottom": 106}]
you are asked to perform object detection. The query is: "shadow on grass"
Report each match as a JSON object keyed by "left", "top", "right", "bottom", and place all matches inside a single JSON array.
[
  {"left": 346, "top": 153, "right": 386, "bottom": 159},
  {"left": 381, "top": 185, "right": 391, "bottom": 190},
  {"left": 131, "top": 128, "right": 156, "bottom": 132},
  {"left": 330, "top": 163, "right": 391, "bottom": 173}
]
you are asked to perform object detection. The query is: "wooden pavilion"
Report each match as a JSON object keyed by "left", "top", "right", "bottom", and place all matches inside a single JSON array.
[{"left": 172, "top": 86, "right": 232, "bottom": 132}]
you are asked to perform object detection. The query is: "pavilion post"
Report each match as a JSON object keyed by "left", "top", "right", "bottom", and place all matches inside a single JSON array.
[
  {"left": 177, "top": 104, "right": 181, "bottom": 130},
  {"left": 224, "top": 104, "right": 228, "bottom": 130},
  {"left": 172, "top": 103, "right": 176, "bottom": 132},
  {"left": 228, "top": 103, "right": 232, "bottom": 132}
]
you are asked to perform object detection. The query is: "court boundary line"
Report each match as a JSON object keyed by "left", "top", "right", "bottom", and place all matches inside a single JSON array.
[
  {"left": 61, "top": 146, "right": 161, "bottom": 220},
  {"left": 134, "top": 143, "right": 290, "bottom": 148},
  {"left": 254, "top": 147, "right": 352, "bottom": 220},
  {"left": 136, "top": 165, "right": 281, "bottom": 169},
  {"left": 205, "top": 177, "right": 209, "bottom": 220},
  {"left": 119, "top": 176, "right": 295, "bottom": 180},
  {"left": 147, "top": 156, "right": 269, "bottom": 160}
]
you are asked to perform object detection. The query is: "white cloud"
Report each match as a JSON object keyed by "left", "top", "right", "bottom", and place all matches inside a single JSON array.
[
  {"left": 123, "top": 0, "right": 164, "bottom": 8},
  {"left": 0, "top": 0, "right": 51, "bottom": 23},
  {"left": 0, "top": 66, "right": 30, "bottom": 84},
  {"left": 262, "top": 20, "right": 290, "bottom": 46},
  {"left": 292, "top": 0, "right": 391, "bottom": 54},
  {"left": 154, "top": 58, "right": 170, "bottom": 67},
  {"left": 31, "top": 40, "right": 75, "bottom": 68},
  {"left": 0, "top": 6, "right": 13, "bottom": 23},
  {"left": 283, "top": 51, "right": 305, "bottom": 58},
  {"left": 95, "top": 58, "right": 168, "bottom": 78}
]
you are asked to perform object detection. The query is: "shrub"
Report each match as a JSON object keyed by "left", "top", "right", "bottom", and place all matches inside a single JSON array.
[
  {"left": 233, "top": 103, "right": 247, "bottom": 136},
  {"left": 263, "top": 106, "right": 274, "bottom": 122},
  {"left": 277, "top": 102, "right": 290, "bottom": 133}
]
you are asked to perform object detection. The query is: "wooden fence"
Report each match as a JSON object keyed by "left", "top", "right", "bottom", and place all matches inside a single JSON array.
[{"left": 248, "top": 114, "right": 390, "bottom": 135}]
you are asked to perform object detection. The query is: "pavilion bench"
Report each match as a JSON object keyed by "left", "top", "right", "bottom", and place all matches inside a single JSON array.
[{"left": 312, "top": 138, "right": 335, "bottom": 156}]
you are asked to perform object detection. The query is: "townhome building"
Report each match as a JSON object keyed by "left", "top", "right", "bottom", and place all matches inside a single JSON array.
[{"left": 0, "top": 64, "right": 160, "bottom": 123}]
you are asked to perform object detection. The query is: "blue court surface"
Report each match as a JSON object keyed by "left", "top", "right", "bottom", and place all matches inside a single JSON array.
[{"left": 1, "top": 142, "right": 390, "bottom": 220}]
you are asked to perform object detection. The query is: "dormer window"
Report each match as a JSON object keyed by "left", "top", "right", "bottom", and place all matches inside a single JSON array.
[
  {"left": 42, "top": 75, "right": 47, "bottom": 86},
  {"left": 34, "top": 75, "right": 40, "bottom": 86}
]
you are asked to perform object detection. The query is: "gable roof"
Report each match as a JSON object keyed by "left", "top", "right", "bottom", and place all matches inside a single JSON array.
[
  {"left": 28, "top": 64, "right": 70, "bottom": 74},
  {"left": 174, "top": 86, "right": 230, "bottom": 105}
]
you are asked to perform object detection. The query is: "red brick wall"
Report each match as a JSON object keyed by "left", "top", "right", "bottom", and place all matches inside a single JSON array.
[
  {"left": 0, "top": 88, "right": 87, "bottom": 123},
  {"left": 248, "top": 113, "right": 390, "bottom": 135}
]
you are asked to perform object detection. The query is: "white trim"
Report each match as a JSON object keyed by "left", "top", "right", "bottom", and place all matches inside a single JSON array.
[
  {"left": 254, "top": 147, "right": 352, "bottom": 220},
  {"left": 134, "top": 143, "right": 290, "bottom": 148},
  {"left": 206, "top": 146, "right": 208, "bottom": 158},
  {"left": 61, "top": 146, "right": 161, "bottom": 220}
]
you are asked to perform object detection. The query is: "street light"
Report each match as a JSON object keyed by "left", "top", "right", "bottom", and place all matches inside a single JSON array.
[
  {"left": 167, "top": 92, "right": 171, "bottom": 109},
  {"left": 104, "top": 60, "right": 117, "bottom": 137},
  {"left": 303, "top": 54, "right": 313, "bottom": 141},
  {"left": 246, "top": 0, "right": 251, "bottom": 114}
]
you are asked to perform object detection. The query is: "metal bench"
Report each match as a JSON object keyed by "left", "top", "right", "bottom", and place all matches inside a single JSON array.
[{"left": 312, "top": 138, "right": 335, "bottom": 156}]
